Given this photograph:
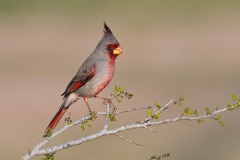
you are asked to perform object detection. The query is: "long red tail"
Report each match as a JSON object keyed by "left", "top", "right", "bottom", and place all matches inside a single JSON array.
[{"left": 44, "top": 105, "right": 68, "bottom": 137}]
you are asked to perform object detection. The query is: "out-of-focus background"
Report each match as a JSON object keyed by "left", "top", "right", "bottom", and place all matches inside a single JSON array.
[{"left": 1, "top": 0, "right": 240, "bottom": 159}]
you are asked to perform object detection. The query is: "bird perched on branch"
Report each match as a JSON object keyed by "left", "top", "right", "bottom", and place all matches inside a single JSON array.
[{"left": 44, "top": 22, "right": 122, "bottom": 136}]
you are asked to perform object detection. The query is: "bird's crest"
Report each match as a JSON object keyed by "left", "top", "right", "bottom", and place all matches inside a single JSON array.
[{"left": 103, "top": 22, "right": 113, "bottom": 35}]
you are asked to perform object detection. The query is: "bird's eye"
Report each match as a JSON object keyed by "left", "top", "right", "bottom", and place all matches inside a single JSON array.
[{"left": 106, "top": 45, "right": 112, "bottom": 50}]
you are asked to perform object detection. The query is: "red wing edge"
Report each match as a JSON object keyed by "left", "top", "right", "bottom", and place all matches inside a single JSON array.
[{"left": 61, "top": 64, "right": 96, "bottom": 97}]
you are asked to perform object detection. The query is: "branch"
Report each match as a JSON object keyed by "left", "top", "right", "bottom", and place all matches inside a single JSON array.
[
  {"left": 22, "top": 94, "right": 238, "bottom": 160},
  {"left": 115, "top": 133, "right": 145, "bottom": 147}
]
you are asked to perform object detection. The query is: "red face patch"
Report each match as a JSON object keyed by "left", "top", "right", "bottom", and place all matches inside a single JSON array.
[{"left": 106, "top": 43, "right": 119, "bottom": 52}]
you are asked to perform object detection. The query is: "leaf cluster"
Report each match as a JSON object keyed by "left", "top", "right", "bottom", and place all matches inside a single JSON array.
[
  {"left": 113, "top": 86, "right": 133, "bottom": 103},
  {"left": 149, "top": 153, "right": 170, "bottom": 160},
  {"left": 80, "top": 113, "right": 96, "bottom": 130},
  {"left": 41, "top": 153, "right": 54, "bottom": 160},
  {"left": 214, "top": 114, "right": 225, "bottom": 126},
  {"left": 228, "top": 94, "right": 240, "bottom": 111},
  {"left": 109, "top": 113, "right": 117, "bottom": 122},
  {"left": 64, "top": 117, "right": 72, "bottom": 125},
  {"left": 174, "top": 95, "right": 187, "bottom": 106},
  {"left": 146, "top": 109, "right": 160, "bottom": 120},
  {"left": 44, "top": 128, "right": 52, "bottom": 138},
  {"left": 109, "top": 86, "right": 133, "bottom": 122},
  {"left": 182, "top": 104, "right": 226, "bottom": 126},
  {"left": 146, "top": 102, "right": 163, "bottom": 120}
]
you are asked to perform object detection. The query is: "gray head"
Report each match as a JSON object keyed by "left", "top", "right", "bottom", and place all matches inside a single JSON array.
[{"left": 94, "top": 22, "right": 122, "bottom": 58}]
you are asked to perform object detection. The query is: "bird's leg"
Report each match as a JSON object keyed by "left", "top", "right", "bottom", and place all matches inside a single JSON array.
[
  {"left": 83, "top": 97, "right": 97, "bottom": 119},
  {"left": 83, "top": 97, "right": 92, "bottom": 113}
]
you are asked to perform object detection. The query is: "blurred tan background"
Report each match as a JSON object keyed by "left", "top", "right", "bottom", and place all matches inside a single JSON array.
[{"left": 1, "top": 0, "right": 240, "bottom": 159}]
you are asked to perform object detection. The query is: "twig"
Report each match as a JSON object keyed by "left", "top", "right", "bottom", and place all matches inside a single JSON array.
[
  {"left": 143, "top": 126, "right": 157, "bottom": 133},
  {"left": 115, "top": 133, "right": 145, "bottom": 147},
  {"left": 159, "top": 99, "right": 175, "bottom": 113}
]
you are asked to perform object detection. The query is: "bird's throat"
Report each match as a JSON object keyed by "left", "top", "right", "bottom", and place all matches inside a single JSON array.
[{"left": 108, "top": 53, "right": 117, "bottom": 64}]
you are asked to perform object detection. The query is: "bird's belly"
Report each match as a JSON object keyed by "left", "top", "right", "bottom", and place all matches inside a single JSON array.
[{"left": 76, "top": 67, "right": 114, "bottom": 97}]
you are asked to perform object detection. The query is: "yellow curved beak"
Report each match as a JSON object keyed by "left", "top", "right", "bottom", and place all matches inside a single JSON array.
[{"left": 113, "top": 46, "right": 123, "bottom": 55}]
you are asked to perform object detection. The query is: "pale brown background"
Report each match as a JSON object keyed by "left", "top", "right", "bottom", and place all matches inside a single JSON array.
[{"left": 1, "top": 0, "right": 240, "bottom": 160}]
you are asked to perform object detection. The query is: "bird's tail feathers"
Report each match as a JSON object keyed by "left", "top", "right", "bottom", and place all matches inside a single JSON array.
[{"left": 43, "top": 103, "right": 68, "bottom": 137}]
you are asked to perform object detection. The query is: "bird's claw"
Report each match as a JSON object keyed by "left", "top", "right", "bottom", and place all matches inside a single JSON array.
[
  {"left": 102, "top": 98, "right": 110, "bottom": 105},
  {"left": 89, "top": 111, "right": 97, "bottom": 120}
]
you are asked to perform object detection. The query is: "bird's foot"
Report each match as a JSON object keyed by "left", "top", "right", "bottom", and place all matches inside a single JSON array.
[
  {"left": 94, "top": 96, "right": 117, "bottom": 113},
  {"left": 88, "top": 111, "right": 97, "bottom": 120},
  {"left": 94, "top": 95, "right": 108, "bottom": 104}
]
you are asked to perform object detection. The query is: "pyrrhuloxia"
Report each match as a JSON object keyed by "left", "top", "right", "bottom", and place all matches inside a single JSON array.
[{"left": 44, "top": 22, "right": 122, "bottom": 136}]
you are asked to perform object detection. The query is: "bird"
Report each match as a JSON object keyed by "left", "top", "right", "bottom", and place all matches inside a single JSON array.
[{"left": 44, "top": 22, "right": 122, "bottom": 136}]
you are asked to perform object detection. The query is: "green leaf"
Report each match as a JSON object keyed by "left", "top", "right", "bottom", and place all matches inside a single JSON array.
[
  {"left": 154, "top": 102, "right": 161, "bottom": 110},
  {"left": 184, "top": 107, "right": 193, "bottom": 115},
  {"left": 80, "top": 118, "right": 94, "bottom": 130},
  {"left": 87, "top": 124, "right": 92, "bottom": 128},
  {"left": 205, "top": 107, "right": 212, "bottom": 115},
  {"left": 175, "top": 94, "right": 187, "bottom": 106},
  {"left": 65, "top": 117, "right": 72, "bottom": 125},
  {"left": 227, "top": 102, "right": 232, "bottom": 107},
  {"left": 125, "top": 92, "right": 133, "bottom": 99},
  {"left": 113, "top": 86, "right": 133, "bottom": 103},
  {"left": 89, "top": 111, "right": 97, "bottom": 120},
  {"left": 229, "top": 94, "right": 240, "bottom": 110},
  {"left": 193, "top": 110, "right": 199, "bottom": 116},
  {"left": 154, "top": 112, "right": 160, "bottom": 120},
  {"left": 232, "top": 94, "right": 237, "bottom": 102},
  {"left": 177, "top": 94, "right": 187, "bottom": 102},
  {"left": 183, "top": 97, "right": 187, "bottom": 101},
  {"left": 81, "top": 125, "right": 85, "bottom": 130},
  {"left": 215, "top": 114, "right": 221, "bottom": 121},
  {"left": 227, "top": 102, "right": 234, "bottom": 111},
  {"left": 114, "top": 85, "right": 124, "bottom": 95},
  {"left": 146, "top": 109, "right": 153, "bottom": 117},
  {"left": 198, "top": 119, "right": 205, "bottom": 123},
  {"left": 41, "top": 153, "right": 55, "bottom": 160},
  {"left": 117, "top": 99, "right": 122, "bottom": 103},
  {"left": 44, "top": 128, "right": 52, "bottom": 137},
  {"left": 109, "top": 113, "right": 117, "bottom": 122},
  {"left": 219, "top": 121, "right": 225, "bottom": 126}
]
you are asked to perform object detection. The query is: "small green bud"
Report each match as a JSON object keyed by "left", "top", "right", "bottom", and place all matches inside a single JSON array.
[{"left": 198, "top": 119, "right": 205, "bottom": 123}]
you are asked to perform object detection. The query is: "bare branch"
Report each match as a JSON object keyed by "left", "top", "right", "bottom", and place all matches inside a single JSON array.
[
  {"left": 115, "top": 133, "right": 145, "bottom": 147},
  {"left": 143, "top": 126, "right": 157, "bottom": 133},
  {"left": 21, "top": 96, "right": 235, "bottom": 160},
  {"left": 103, "top": 100, "right": 111, "bottom": 130},
  {"left": 159, "top": 99, "right": 175, "bottom": 113},
  {"left": 116, "top": 106, "right": 153, "bottom": 114}
]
